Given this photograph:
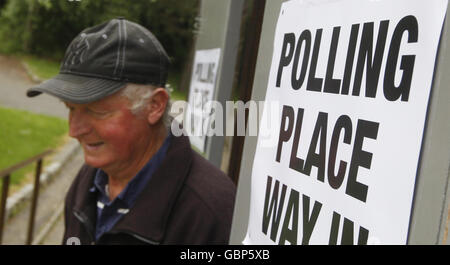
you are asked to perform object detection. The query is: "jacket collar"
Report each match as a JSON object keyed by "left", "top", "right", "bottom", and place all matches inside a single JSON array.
[{"left": 72, "top": 134, "right": 193, "bottom": 244}]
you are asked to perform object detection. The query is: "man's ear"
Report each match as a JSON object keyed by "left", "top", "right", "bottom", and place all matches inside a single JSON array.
[{"left": 147, "top": 87, "right": 169, "bottom": 125}]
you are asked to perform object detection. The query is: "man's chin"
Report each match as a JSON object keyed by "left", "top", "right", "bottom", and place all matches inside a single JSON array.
[{"left": 83, "top": 154, "right": 108, "bottom": 169}]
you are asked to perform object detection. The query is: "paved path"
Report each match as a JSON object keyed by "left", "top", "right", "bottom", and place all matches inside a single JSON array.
[
  {"left": 40, "top": 210, "right": 65, "bottom": 245},
  {"left": 0, "top": 55, "right": 68, "bottom": 119},
  {"left": 0, "top": 54, "right": 76, "bottom": 245},
  {"left": 38, "top": 149, "right": 85, "bottom": 245},
  {"left": 1, "top": 148, "right": 83, "bottom": 245}
]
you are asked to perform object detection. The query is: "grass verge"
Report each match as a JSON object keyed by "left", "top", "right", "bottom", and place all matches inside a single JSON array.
[
  {"left": 0, "top": 106, "right": 68, "bottom": 192},
  {"left": 20, "top": 55, "right": 60, "bottom": 81}
]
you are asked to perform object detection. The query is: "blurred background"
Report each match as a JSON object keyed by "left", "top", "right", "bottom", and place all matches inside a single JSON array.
[{"left": 0, "top": 0, "right": 199, "bottom": 97}]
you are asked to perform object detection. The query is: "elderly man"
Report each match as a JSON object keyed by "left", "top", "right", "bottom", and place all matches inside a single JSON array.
[{"left": 26, "top": 18, "right": 236, "bottom": 245}]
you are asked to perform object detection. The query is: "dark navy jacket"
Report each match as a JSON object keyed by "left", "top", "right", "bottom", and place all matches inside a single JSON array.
[{"left": 62, "top": 135, "right": 236, "bottom": 245}]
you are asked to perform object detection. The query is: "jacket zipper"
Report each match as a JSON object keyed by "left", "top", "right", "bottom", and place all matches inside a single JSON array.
[
  {"left": 102, "top": 229, "right": 160, "bottom": 245},
  {"left": 74, "top": 211, "right": 160, "bottom": 245},
  {"left": 73, "top": 210, "right": 96, "bottom": 245}
]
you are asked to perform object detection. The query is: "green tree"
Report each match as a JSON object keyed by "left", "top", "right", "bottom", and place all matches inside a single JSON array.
[{"left": 0, "top": 0, "right": 199, "bottom": 70}]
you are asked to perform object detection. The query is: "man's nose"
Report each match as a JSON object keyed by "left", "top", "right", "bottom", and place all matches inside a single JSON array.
[{"left": 68, "top": 110, "right": 91, "bottom": 138}]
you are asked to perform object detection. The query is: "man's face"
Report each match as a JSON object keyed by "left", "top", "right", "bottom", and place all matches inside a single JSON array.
[{"left": 65, "top": 92, "right": 151, "bottom": 173}]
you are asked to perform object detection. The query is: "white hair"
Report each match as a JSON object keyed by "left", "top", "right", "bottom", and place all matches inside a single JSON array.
[{"left": 121, "top": 83, "right": 171, "bottom": 127}]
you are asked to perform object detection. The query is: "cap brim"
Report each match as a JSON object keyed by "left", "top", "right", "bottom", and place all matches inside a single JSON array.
[{"left": 27, "top": 73, "right": 127, "bottom": 104}]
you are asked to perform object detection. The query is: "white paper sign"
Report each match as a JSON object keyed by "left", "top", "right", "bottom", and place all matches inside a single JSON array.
[
  {"left": 245, "top": 0, "right": 447, "bottom": 245},
  {"left": 185, "top": 48, "right": 221, "bottom": 152}
]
